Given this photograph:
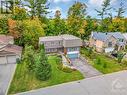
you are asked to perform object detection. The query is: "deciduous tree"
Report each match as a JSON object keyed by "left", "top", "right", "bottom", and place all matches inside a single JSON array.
[{"left": 67, "top": 2, "right": 87, "bottom": 37}]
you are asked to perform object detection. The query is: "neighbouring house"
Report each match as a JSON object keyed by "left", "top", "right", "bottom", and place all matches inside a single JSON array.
[
  {"left": 0, "top": 35, "right": 22, "bottom": 64},
  {"left": 39, "top": 34, "right": 82, "bottom": 59},
  {"left": 89, "top": 32, "right": 126, "bottom": 53},
  {"left": 123, "top": 33, "right": 127, "bottom": 44}
]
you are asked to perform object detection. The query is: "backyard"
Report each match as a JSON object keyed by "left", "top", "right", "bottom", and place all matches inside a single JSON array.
[
  {"left": 8, "top": 56, "right": 83, "bottom": 94},
  {"left": 81, "top": 48, "right": 127, "bottom": 74}
]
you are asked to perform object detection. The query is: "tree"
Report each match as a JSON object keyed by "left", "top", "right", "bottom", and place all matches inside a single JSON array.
[
  {"left": 35, "top": 44, "right": 51, "bottom": 81},
  {"left": 67, "top": 2, "right": 87, "bottom": 37},
  {"left": 23, "top": 45, "right": 35, "bottom": 72},
  {"left": 108, "top": 18, "right": 126, "bottom": 32},
  {"left": 0, "top": 17, "right": 8, "bottom": 34},
  {"left": 95, "top": 0, "right": 111, "bottom": 20},
  {"left": 115, "top": 1, "right": 126, "bottom": 18},
  {"left": 24, "top": 0, "right": 36, "bottom": 18},
  {"left": 22, "top": 18, "right": 45, "bottom": 47},
  {"left": 55, "top": 10, "right": 61, "bottom": 18},
  {"left": 36, "top": 0, "right": 49, "bottom": 18},
  {"left": 24, "top": 0, "right": 48, "bottom": 18},
  {"left": 95, "top": 0, "right": 112, "bottom": 32},
  {"left": 8, "top": 18, "right": 21, "bottom": 39},
  {"left": 11, "top": 6, "right": 28, "bottom": 20},
  {"left": 82, "top": 16, "right": 97, "bottom": 39},
  {"left": 45, "top": 10, "right": 67, "bottom": 36}
]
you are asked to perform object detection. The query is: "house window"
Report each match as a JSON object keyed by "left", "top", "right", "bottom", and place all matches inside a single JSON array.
[
  {"left": 67, "top": 47, "right": 79, "bottom": 52},
  {"left": 108, "top": 42, "right": 112, "bottom": 47},
  {"left": 59, "top": 41, "right": 61, "bottom": 45},
  {"left": 51, "top": 42, "right": 54, "bottom": 45},
  {"left": 119, "top": 39, "right": 124, "bottom": 42}
]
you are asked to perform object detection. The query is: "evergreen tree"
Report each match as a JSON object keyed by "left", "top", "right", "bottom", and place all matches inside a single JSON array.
[
  {"left": 23, "top": 45, "right": 35, "bottom": 72},
  {"left": 24, "top": 0, "right": 48, "bottom": 19},
  {"left": 115, "top": 1, "right": 126, "bottom": 18},
  {"left": 35, "top": 44, "right": 51, "bottom": 81},
  {"left": 95, "top": 0, "right": 111, "bottom": 20}
]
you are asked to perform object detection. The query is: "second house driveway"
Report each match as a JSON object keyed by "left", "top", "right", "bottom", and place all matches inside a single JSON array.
[
  {"left": 0, "top": 64, "right": 16, "bottom": 95},
  {"left": 71, "top": 56, "right": 102, "bottom": 78}
]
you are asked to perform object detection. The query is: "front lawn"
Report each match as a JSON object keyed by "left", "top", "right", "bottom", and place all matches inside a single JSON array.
[
  {"left": 8, "top": 56, "right": 83, "bottom": 94},
  {"left": 81, "top": 48, "right": 127, "bottom": 74}
]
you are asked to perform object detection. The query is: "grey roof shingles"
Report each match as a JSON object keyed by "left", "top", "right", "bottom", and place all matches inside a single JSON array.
[
  {"left": 39, "top": 34, "right": 80, "bottom": 42},
  {"left": 92, "top": 32, "right": 125, "bottom": 42}
]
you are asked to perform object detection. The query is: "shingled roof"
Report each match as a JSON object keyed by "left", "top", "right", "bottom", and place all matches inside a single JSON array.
[
  {"left": 92, "top": 32, "right": 125, "bottom": 42},
  {"left": 0, "top": 44, "right": 22, "bottom": 55},
  {"left": 0, "top": 35, "right": 14, "bottom": 44},
  {"left": 39, "top": 34, "right": 80, "bottom": 42}
]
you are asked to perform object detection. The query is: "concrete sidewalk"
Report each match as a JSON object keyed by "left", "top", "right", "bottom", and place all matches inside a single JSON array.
[{"left": 17, "top": 71, "right": 127, "bottom": 95}]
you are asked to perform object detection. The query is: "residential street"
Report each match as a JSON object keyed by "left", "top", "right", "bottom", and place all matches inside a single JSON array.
[
  {"left": 0, "top": 64, "right": 16, "bottom": 95},
  {"left": 17, "top": 71, "right": 127, "bottom": 95},
  {"left": 71, "top": 56, "right": 102, "bottom": 78}
]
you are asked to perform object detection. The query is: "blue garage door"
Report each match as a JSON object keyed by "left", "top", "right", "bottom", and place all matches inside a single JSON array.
[{"left": 67, "top": 54, "right": 79, "bottom": 59}]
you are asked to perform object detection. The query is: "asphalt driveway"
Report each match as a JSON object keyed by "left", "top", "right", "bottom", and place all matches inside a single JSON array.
[
  {"left": 0, "top": 64, "right": 16, "bottom": 95},
  {"left": 71, "top": 56, "right": 102, "bottom": 78}
]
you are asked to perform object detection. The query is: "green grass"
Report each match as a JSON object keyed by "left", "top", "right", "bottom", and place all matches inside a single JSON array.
[
  {"left": 8, "top": 56, "right": 83, "bottom": 94},
  {"left": 81, "top": 48, "right": 127, "bottom": 74}
]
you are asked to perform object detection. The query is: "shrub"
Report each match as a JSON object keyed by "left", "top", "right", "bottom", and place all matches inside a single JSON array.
[
  {"left": 117, "top": 52, "right": 125, "bottom": 63},
  {"left": 103, "top": 63, "right": 107, "bottom": 68},
  {"left": 16, "top": 58, "right": 21, "bottom": 64},
  {"left": 55, "top": 57, "right": 62, "bottom": 65},
  {"left": 96, "top": 58, "right": 101, "bottom": 65},
  {"left": 62, "top": 66, "right": 74, "bottom": 73},
  {"left": 57, "top": 64, "right": 73, "bottom": 73},
  {"left": 121, "top": 60, "right": 127, "bottom": 68}
]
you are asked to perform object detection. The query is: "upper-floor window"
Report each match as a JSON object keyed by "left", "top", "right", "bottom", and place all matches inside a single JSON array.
[
  {"left": 59, "top": 41, "right": 61, "bottom": 45},
  {"left": 119, "top": 39, "right": 124, "bottom": 42},
  {"left": 108, "top": 42, "right": 112, "bottom": 47},
  {"left": 67, "top": 47, "right": 79, "bottom": 52},
  {"left": 51, "top": 42, "right": 54, "bottom": 45}
]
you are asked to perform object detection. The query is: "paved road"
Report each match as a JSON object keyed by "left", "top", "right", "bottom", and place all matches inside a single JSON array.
[
  {"left": 17, "top": 71, "right": 127, "bottom": 95},
  {"left": 0, "top": 64, "right": 16, "bottom": 95},
  {"left": 71, "top": 56, "right": 102, "bottom": 78}
]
